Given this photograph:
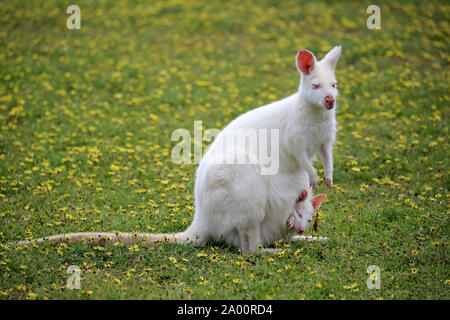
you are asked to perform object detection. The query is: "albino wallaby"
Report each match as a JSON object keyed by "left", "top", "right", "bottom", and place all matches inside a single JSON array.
[{"left": 16, "top": 46, "right": 341, "bottom": 252}]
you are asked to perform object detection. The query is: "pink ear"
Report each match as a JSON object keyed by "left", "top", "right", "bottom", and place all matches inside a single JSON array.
[
  {"left": 312, "top": 194, "right": 327, "bottom": 210},
  {"left": 296, "top": 50, "right": 315, "bottom": 75},
  {"left": 296, "top": 189, "right": 308, "bottom": 202}
]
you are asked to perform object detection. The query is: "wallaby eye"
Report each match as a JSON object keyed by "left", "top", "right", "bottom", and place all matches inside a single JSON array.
[
  {"left": 332, "top": 83, "right": 337, "bottom": 88},
  {"left": 312, "top": 84, "right": 320, "bottom": 89}
]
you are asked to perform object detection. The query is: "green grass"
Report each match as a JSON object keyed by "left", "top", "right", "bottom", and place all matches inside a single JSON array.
[{"left": 0, "top": 0, "right": 448, "bottom": 300}]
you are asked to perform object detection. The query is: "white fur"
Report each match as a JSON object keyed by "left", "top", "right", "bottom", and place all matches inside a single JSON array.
[{"left": 181, "top": 46, "right": 341, "bottom": 252}]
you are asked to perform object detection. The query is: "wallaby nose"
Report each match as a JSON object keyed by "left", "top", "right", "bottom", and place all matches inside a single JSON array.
[
  {"left": 324, "top": 95, "right": 335, "bottom": 109},
  {"left": 296, "top": 226, "right": 305, "bottom": 234}
]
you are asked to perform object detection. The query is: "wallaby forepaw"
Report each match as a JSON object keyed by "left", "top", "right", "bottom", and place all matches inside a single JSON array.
[
  {"left": 286, "top": 215, "right": 295, "bottom": 229},
  {"left": 310, "top": 180, "right": 319, "bottom": 192},
  {"left": 309, "top": 172, "right": 319, "bottom": 191},
  {"left": 324, "top": 177, "right": 333, "bottom": 189}
]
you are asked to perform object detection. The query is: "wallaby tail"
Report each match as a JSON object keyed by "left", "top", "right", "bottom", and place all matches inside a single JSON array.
[{"left": 14, "top": 227, "right": 199, "bottom": 246}]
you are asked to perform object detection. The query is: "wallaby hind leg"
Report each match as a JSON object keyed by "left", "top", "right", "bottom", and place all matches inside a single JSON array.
[
  {"left": 239, "top": 223, "right": 262, "bottom": 253},
  {"left": 239, "top": 224, "right": 284, "bottom": 254}
]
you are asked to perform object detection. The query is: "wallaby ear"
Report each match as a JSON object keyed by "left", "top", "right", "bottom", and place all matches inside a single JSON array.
[
  {"left": 296, "top": 50, "right": 316, "bottom": 75},
  {"left": 296, "top": 189, "right": 308, "bottom": 203},
  {"left": 312, "top": 194, "right": 327, "bottom": 210},
  {"left": 321, "top": 45, "right": 341, "bottom": 70}
]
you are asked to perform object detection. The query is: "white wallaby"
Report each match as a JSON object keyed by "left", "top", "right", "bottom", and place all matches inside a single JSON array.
[
  {"left": 286, "top": 189, "right": 327, "bottom": 235},
  {"left": 16, "top": 46, "right": 341, "bottom": 253}
]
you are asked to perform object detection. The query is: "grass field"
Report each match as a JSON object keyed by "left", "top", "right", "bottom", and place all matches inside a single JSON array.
[{"left": 0, "top": 0, "right": 448, "bottom": 300}]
